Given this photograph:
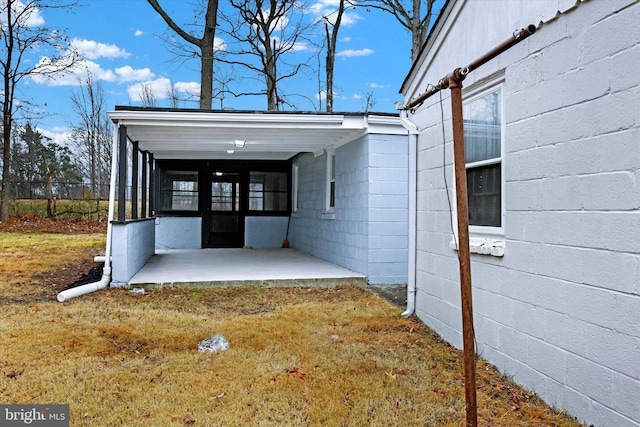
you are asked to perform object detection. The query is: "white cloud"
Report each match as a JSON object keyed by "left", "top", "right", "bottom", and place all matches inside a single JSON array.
[
  {"left": 115, "top": 66, "right": 155, "bottom": 83},
  {"left": 0, "top": 1, "right": 45, "bottom": 27},
  {"left": 352, "top": 94, "right": 362, "bottom": 99},
  {"left": 70, "top": 38, "right": 130, "bottom": 60},
  {"left": 174, "top": 81, "right": 200, "bottom": 96},
  {"left": 308, "top": 0, "right": 361, "bottom": 26},
  {"left": 316, "top": 90, "right": 326, "bottom": 102},
  {"left": 32, "top": 61, "right": 156, "bottom": 87},
  {"left": 336, "top": 48, "right": 374, "bottom": 57},
  {"left": 30, "top": 57, "right": 116, "bottom": 86},
  {"left": 127, "top": 78, "right": 200, "bottom": 102},
  {"left": 369, "top": 83, "right": 387, "bottom": 89},
  {"left": 38, "top": 127, "right": 71, "bottom": 146},
  {"left": 214, "top": 37, "right": 226, "bottom": 52},
  {"left": 135, "top": 29, "right": 144, "bottom": 37},
  {"left": 286, "top": 40, "right": 309, "bottom": 52},
  {"left": 261, "top": 10, "right": 289, "bottom": 32}
]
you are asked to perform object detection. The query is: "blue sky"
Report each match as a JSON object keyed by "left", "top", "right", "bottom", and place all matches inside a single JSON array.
[{"left": 17, "top": 0, "right": 440, "bottom": 145}]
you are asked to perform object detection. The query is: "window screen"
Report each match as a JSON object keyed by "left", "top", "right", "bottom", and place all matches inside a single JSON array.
[
  {"left": 249, "top": 171, "right": 287, "bottom": 211},
  {"left": 159, "top": 170, "right": 199, "bottom": 211}
]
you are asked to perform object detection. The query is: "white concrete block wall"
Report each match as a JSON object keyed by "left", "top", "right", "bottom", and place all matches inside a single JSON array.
[
  {"left": 111, "top": 219, "right": 156, "bottom": 285},
  {"left": 291, "top": 133, "right": 408, "bottom": 284},
  {"left": 292, "top": 137, "right": 369, "bottom": 275},
  {"left": 407, "top": 0, "right": 640, "bottom": 426},
  {"left": 244, "top": 216, "right": 289, "bottom": 249},
  {"left": 155, "top": 216, "right": 201, "bottom": 249},
  {"left": 368, "top": 134, "right": 409, "bottom": 284}
]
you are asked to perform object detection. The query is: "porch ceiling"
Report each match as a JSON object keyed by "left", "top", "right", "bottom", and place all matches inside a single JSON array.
[{"left": 108, "top": 107, "right": 406, "bottom": 160}]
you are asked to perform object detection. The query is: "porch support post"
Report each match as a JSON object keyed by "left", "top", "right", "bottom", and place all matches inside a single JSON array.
[
  {"left": 141, "top": 151, "right": 148, "bottom": 219},
  {"left": 132, "top": 140, "right": 139, "bottom": 219},
  {"left": 117, "top": 125, "right": 127, "bottom": 222},
  {"left": 148, "top": 153, "right": 155, "bottom": 215}
]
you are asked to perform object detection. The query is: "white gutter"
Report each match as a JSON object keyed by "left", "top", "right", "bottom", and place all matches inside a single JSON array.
[
  {"left": 57, "top": 125, "right": 120, "bottom": 302},
  {"left": 399, "top": 110, "right": 418, "bottom": 318}
]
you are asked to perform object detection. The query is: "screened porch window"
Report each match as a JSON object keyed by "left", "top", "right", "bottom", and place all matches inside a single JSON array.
[
  {"left": 249, "top": 171, "right": 288, "bottom": 211},
  {"left": 463, "top": 86, "right": 502, "bottom": 228},
  {"left": 159, "top": 170, "right": 199, "bottom": 211}
]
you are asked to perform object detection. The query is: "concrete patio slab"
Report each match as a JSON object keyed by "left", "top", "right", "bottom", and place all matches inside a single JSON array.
[{"left": 128, "top": 248, "right": 366, "bottom": 288}]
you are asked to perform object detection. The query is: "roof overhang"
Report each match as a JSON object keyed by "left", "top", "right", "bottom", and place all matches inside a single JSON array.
[{"left": 108, "top": 107, "right": 407, "bottom": 160}]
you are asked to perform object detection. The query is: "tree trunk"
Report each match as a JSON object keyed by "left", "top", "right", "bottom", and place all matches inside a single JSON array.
[
  {"left": 324, "top": 0, "right": 344, "bottom": 113},
  {"left": 325, "top": 22, "right": 334, "bottom": 113},
  {"left": 1, "top": 120, "right": 10, "bottom": 221},
  {"left": 200, "top": 0, "right": 218, "bottom": 109},
  {"left": 266, "top": 40, "right": 278, "bottom": 110},
  {"left": 147, "top": 0, "right": 219, "bottom": 110}
]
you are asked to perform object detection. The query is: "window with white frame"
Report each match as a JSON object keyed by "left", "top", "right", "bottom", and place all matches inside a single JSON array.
[
  {"left": 325, "top": 149, "right": 335, "bottom": 211},
  {"left": 463, "top": 84, "right": 503, "bottom": 229}
]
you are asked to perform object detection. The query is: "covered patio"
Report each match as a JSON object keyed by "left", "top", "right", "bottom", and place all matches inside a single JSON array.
[
  {"left": 128, "top": 248, "right": 366, "bottom": 288},
  {"left": 102, "top": 107, "right": 408, "bottom": 288}
]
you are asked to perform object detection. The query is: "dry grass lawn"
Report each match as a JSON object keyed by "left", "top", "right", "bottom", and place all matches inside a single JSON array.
[{"left": 0, "top": 222, "right": 586, "bottom": 426}]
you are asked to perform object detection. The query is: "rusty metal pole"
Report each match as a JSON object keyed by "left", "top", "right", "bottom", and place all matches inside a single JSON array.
[{"left": 449, "top": 68, "right": 477, "bottom": 427}]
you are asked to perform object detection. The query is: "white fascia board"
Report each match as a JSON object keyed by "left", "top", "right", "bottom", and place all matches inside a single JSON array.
[
  {"left": 366, "top": 115, "right": 409, "bottom": 135},
  {"left": 108, "top": 110, "right": 348, "bottom": 130}
]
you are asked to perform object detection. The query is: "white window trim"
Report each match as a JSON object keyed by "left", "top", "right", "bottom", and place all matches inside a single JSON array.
[
  {"left": 292, "top": 164, "right": 299, "bottom": 213},
  {"left": 325, "top": 147, "right": 335, "bottom": 213},
  {"left": 450, "top": 77, "right": 506, "bottom": 257}
]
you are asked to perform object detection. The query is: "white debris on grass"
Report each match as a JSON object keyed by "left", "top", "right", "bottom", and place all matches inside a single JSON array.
[
  {"left": 129, "top": 287, "right": 145, "bottom": 294},
  {"left": 198, "top": 334, "right": 230, "bottom": 353}
]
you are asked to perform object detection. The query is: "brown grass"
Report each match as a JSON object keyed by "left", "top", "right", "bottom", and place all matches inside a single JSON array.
[
  {"left": 0, "top": 230, "right": 586, "bottom": 426},
  {"left": 0, "top": 228, "right": 106, "bottom": 303}
]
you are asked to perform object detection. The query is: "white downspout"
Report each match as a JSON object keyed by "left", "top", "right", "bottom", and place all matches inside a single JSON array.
[
  {"left": 57, "top": 124, "right": 120, "bottom": 302},
  {"left": 400, "top": 110, "right": 418, "bottom": 318}
]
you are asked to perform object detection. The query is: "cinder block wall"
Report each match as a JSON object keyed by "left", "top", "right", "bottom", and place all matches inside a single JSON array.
[
  {"left": 367, "top": 136, "right": 409, "bottom": 284},
  {"left": 409, "top": 1, "right": 640, "bottom": 426},
  {"left": 292, "top": 133, "right": 408, "bottom": 285},
  {"left": 111, "top": 218, "right": 156, "bottom": 285}
]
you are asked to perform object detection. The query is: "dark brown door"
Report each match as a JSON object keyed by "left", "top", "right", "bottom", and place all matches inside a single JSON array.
[{"left": 204, "top": 172, "right": 244, "bottom": 247}]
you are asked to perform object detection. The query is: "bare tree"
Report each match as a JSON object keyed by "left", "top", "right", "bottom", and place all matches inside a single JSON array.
[
  {"left": 323, "top": 0, "right": 346, "bottom": 112},
  {"left": 139, "top": 83, "right": 158, "bottom": 107},
  {"left": 146, "top": 0, "right": 219, "bottom": 109},
  {"left": 359, "top": 0, "right": 436, "bottom": 62},
  {"left": 218, "top": 0, "right": 313, "bottom": 110},
  {"left": 69, "top": 74, "right": 112, "bottom": 199},
  {"left": 363, "top": 91, "right": 376, "bottom": 112},
  {"left": 165, "top": 80, "right": 181, "bottom": 108},
  {"left": 0, "top": 0, "right": 79, "bottom": 220}
]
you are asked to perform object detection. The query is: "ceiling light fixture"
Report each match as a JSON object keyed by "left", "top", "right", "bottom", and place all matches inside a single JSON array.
[
  {"left": 234, "top": 140, "right": 246, "bottom": 148},
  {"left": 226, "top": 149, "right": 235, "bottom": 154}
]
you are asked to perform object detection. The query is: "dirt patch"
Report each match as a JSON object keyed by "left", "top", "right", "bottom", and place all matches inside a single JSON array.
[
  {"left": 367, "top": 284, "right": 407, "bottom": 307},
  {"left": 0, "top": 217, "right": 107, "bottom": 234},
  {"left": 0, "top": 259, "right": 102, "bottom": 306}
]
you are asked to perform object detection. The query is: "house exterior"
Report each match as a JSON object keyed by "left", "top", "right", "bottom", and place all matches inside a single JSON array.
[
  {"left": 105, "top": 108, "right": 409, "bottom": 287},
  {"left": 399, "top": 0, "right": 640, "bottom": 426}
]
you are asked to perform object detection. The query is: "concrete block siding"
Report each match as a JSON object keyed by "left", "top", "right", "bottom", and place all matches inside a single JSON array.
[
  {"left": 291, "top": 133, "right": 408, "bottom": 285},
  {"left": 111, "top": 218, "right": 155, "bottom": 285},
  {"left": 407, "top": 0, "right": 640, "bottom": 426}
]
